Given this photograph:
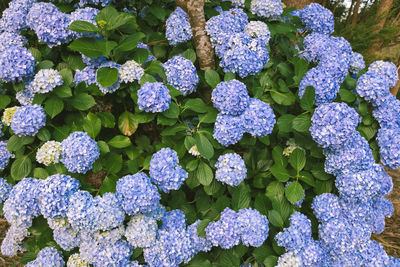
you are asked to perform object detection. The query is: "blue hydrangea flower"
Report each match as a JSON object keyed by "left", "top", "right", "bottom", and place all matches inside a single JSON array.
[
  {"left": 143, "top": 203, "right": 166, "bottom": 220},
  {"left": 70, "top": 7, "right": 99, "bottom": 39},
  {"left": 242, "top": 98, "right": 276, "bottom": 137},
  {"left": 26, "top": 247, "right": 65, "bottom": 267},
  {"left": 166, "top": 7, "right": 192, "bottom": 46},
  {"left": 250, "top": 0, "right": 284, "bottom": 20},
  {"left": 49, "top": 219, "right": 81, "bottom": 251},
  {"left": 212, "top": 80, "right": 249, "bottom": 115},
  {"left": 299, "top": 3, "right": 334, "bottom": 35},
  {"left": 74, "top": 66, "right": 97, "bottom": 86},
  {"left": 0, "top": 32, "right": 26, "bottom": 51},
  {"left": 0, "top": 46, "right": 35, "bottom": 82},
  {"left": 323, "top": 132, "right": 374, "bottom": 176},
  {"left": 143, "top": 227, "right": 195, "bottom": 266},
  {"left": 16, "top": 88, "right": 35, "bottom": 106},
  {"left": 3, "top": 178, "right": 41, "bottom": 227},
  {"left": 125, "top": 215, "right": 158, "bottom": 248},
  {"left": 350, "top": 52, "right": 365, "bottom": 75},
  {"left": 300, "top": 33, "right": 330, "bottom": 62},
  {"left": 205, "top": 208, "right": 240, "bottom": 249},
  {"left": 187, "top": 220, "right": 212, "bottom": 254},
  {"left": 298, "top": 240, "right": 331, "bottom": 266},
  {"left": 215, "top": 153, "right": 247, "bottom": 186},
  {"left": 310, "top": 103, "right": 360, "bottom": 148},
  {"left": 356, "top": 72, "right": 390, "bottom": 106},
  {"left": 11, "top": 105, "right": 46, "bottom": 137},
  {"left": 82, "top": 55, "right": 107, "bottom": 67},
  {"left": 163, "top": 56, "right": 199, "bottom": 95},
  {"left": 0, "top": 177, "right": 11, "bottom": 203},
  {"left": 38, "top": 174, "right": 81, "bottom": 219},
  {"left": 61, "top": 131, "right": 100, "bottom": 173},
  {"left": 220, "top": 33, "right": 269, "bottom": 78},
  {"left": 312, "top": 193, "right": 341, "bottom": 223},
  {"left": 119, "top": 60, "right": 144, "bottom": 83},
  {"left": 116, "top": 173, "right": 161, "bottom": 215},
  {"left": 161, "top": 209, "right": 187, "bottom": 231},
  {"left": 368, "top": 60, "right": 399, "bottom": 88},
  {"left": 137, "top": 82, "right": 171, "bottom": 113},
  {"left": 149, "top": 148, "right": 188, "bottom": 192},
  {"left": 224, "top": 0, "right": 245, "bottom": 7},
  {"left": 372, "top": 95, "right": 400, "bottom": 129},
  {"left": 1, "top": 223, "right": 30, "bottom": 256},
  {"left": 299, "top": 67, "right": 339, "bottom": 105},
  {"left": 244, "top": 21, "right": 271, "bottom": 45},
  {"left": 29, "top": 69, "right": 63, "bottom": 94},
  {"left": 96, "top": 61, "right": 121, "bottom": 94},
  {"left": 0, "top": 0, "right": 36, "bottom": 33},
  {"left": 0, "top": 141, "right": 13, "bottom": 171},
  {"left": 78, "top": 0, "right": 111, "bottom": 7},
  {"left": 377, "top": 127, "right": 400, "bottom": 169},
  {"left": 237, "top": 208, "right": 269, "bottom": 247},
  {"left": 27, "top": 2, "right": 72, "bottom": 47},
  {"left": 213, "top": 113, "right": 245, "bottom": 146}
]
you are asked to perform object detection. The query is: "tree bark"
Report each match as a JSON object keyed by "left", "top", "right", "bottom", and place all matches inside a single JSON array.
[
  {"left": 351, "top": 0, "right": 362, "bottom": 26},
  {"left": 390, "top": 66, "right": 400, "bottom": 96},
  {"left": 346, "top": 0, "right": 356, "bottom": 24},
  {"left": 175, "top": 0, "right": 215, "bottom": 70},
  {"left": 284, "top": 0, "right": 312, "bottom": 9},
  {"left": 367, "top": 0, "right": 394, "bottom": 54}
]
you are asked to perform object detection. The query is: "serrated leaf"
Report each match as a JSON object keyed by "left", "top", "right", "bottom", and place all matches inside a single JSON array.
[
  {"left": 185, "top": 98, "right": 208, "bottom": 113},
  {"left": 68, "top": 37, "right": 106, "bottom": 57},
  {"left": 289, "top": 148, "right": 306, "bottom": 171},
  {"left": 83, "top": 112, "right": 101, "bottom": 139},
  {"left": 44, "top": 97, "right": 64, "bottom": 118},
  {"left": 70, "top": 93, "right": 96, "bottom": 110},
  {"left": 103, "top": 153, "right": 123, "bottom": 174},
  {"left": 232, "top": 185, "right": 251, "bottom": 210},
  {"left": 268, "top": 210, "right": 284, "bottom": 227},
  {"left": 196, "top": 219, "right": 210, "bottom": 238},
  {"left": 195, "top": 134, "right": 214, "bottom": 160},
  {"left": 11, "top": 156, "right": 32, "bottom": 180},
  {"left": 0, "top": 95, "right": 11, "bottom": 110},
  {"left": 292, "top": 114, "right": 311, "bottom": 133},
  {"left": 196, "top": 161, "right": 213, "bottom": 186},
  {"left": 270, "top": 164, "right": 290, "bottom": 182},
  {"left": 300, "top": 86, "right": 315, "bottom": 111},
  {"left": 277, "top": 114, "right": 294, "bottom": 133},
  {"left": 285, "top": 181, "right": 304, "bottom": 204},
  {"left": 118, "top": 111, "right": 138, "bottom": 136}
]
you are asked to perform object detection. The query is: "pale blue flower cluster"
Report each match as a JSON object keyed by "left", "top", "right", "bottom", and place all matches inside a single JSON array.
[
  {"left": 212, "top": 80, "right": 250, "bottom": 116},
  {"left": 276, "top": 101, "right": 397, "bottom": 265},
  {"left": 161, "top": 209, "right": 186, "bottom": 231},
  {"left": 137, "top": 82, "right": 171, "bottom": 113},
  {"left": 298, "top": 3, "right": 334, "bottom": 35},
  {"left": 125, "top": 215, "right": 158, "bottom": 248},
  {"left": 116, "top": 173, "right": 161, "bottom": 215},
  {"left": 11, "top": 104, "right": 46, "bottom": 137},
  {"left": 26, "top": 247, "right": 65, "bottom": 267},
  {"left": 250, "top": 0, "right": 284, "bottom": 20},
  {"left": 48, "top": 218, "right": 81, "bottom": 251},
  {"left": 213, "top": 113, "right": 245, "bottom": 146},
  {"left": 215, "top": 153, "right": 247, "bottom": 186},
  {"left": 29, "top": 69, "right": 63, "bottom": 94},
  {"left": 16, "top": 87, "right": 35, "bottom": 105},
  {"left": 0, "top": 141, "right": 13, "bottom": 171},
  {"left": 78, "top": 0, "right": 111, "bottom": 7},
  {"left": 0, "top": 0, "right": 35, "bottom": 33},
  {"left": 38, "top": 174, "right": 81, "bottom": 219},
  {"left": 242, "top": 98, "right": 276, "bottom": 137},
  {"left": 163, "top": 56, "right": 199, "bottom": 95},
  {"left": 60, "top": 131, "right": 100, "bottom": 173},
  {"left": 206, "top": 207, "right": 269, "bottom": 249},
  {"left": 0, "top": 46, "right": 35, "bottom": 82},
  {"left": 166, "top": 7, "right": 192, "bottom": 46},
  {"left": 244, "top": 21, "right": 271, "bottom": 46},
  {"left": 356, "top": 61, "right": 400, "bottom": 169},
  {"left": 0, "top": 177, "right": 11, "bottom": 203},
  {"left": 349, "top": 52, "right": 365, "bottom": 75},
  {"left": 0, "top": 32, "right": 26, "bottom": 51},
  {"left": 149, "top": 147, "right": 188, "bottom": 192}
]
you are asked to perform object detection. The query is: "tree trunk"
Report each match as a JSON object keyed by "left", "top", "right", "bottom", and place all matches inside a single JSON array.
[
  {"left": 367, "top": 0, "right": 394, "bottom": 54},
  {"left": 390, "top": 66, "right": 400, "bottom": 96},
  {"left": 332, "top": 0, "right": 343, "bottom": 14},
  {"left": 284, "top": 0, "right": 312, "bottom": 9},
  {"left": 351, "top": 0, "right": 362, "bottom": 26},
  {"left": 346, "top": 0, "right": 356, "bottom": 24},
  {"left": 175, "top": 0, "right": 215, "bottom": 70}
]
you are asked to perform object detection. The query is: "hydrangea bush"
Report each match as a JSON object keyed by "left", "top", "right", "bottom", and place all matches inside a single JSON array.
[{"left": 0, "top": 0, "right": 399, "bottom": 266}]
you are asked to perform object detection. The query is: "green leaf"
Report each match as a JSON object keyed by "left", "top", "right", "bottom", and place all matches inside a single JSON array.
[
  {"left": 185, "top": 98, "right": 208, "bottom": 113},
  {"left": 98, "top": 112, "right": 115, "bottom": 128},
  {"left": 97, "top": 67, "right": 118, "bottom": 88},
  {"left": 59, "top": 68, "right": 73, "bottom": 86},
  {"left": 70, "top": 93, "right": 96, "bottom": 110},
  {"left": 277, "top": 62, "right": 292, "bottom": 77},
  {"left": 270, "top": 164, "right": 290, "bottom": 182},
  {"left": 83, "top": 112, "right": 101, "bottom": 139},
  {"left": 195, "top": 134, "right": 214, "bottom": 160},
  {"left": 44, "top": 97, "right": 64, "bottom": 118},
  {"left": 103, "top": 153, "right": 123, "bottom": 174},
  {"left": 105, "top": 41, "right": 118, "bottom": 57},
  {"left": 339, "top": 88, "right": 356, "bottom": 103},
  {"left": 36, "top": 60, "right": 54, "bottom": 70},
  {"left": 270, "top": 90, "right": 296, "bottom": 106},
  {"left": 205, "top": 70, "right": 220, "bottom": 88},
  {"left": 95, "top": 6, "right": 118, "bottom": 25},
  {"left": 199, "top": 108, "right": 218, "bottom": 123},
  {"left": 108, "top": 13, "right": 135, "bottom": 30},
  {"left": 37, "top": 128, "right": 51, "bottom": 142},
  {"left": 0, "top": 95, "right": 11, "bottom": 110},
  {"left": 34, "top": 168, "right": 49, "bottom": 179},
  {"left": 196, "top": 219, "right": 210, "bottom": 238},
  {"left": 163, "top": 102, "right": 180, "bottom": 119},
  {"left": 149, "top": 5, "right": 167, "bottom": 20},
  {"left": 289, "top": 148, "right": 306, "bottom": 171},
  {"left": 285, "top": 181, "right": 304, "bottom": 204},
  {"left": 97, "top": 140, "right": 110, "bottom": 154},
  {"left": 196, "top": 161, "right": 213, "bottom": 186},
  {"left": 232, "top": 185, "right": 251, "bottom": 210},
  {"left": 272, "top": 146, "right": 287, "bottom": 167},
  {"left": 300, "top": 86, "right": 315, "bottom": 111},
  {"left": 267, "top": 210, "right": 284, "bottom": 227},
  {"left": 292, "top": 114, "right": 311, "bottom": 133},
  {"left": 108, "top": 135, "right": 131, "bottom": 148},
  {"left": 277, "top": 114, "right": 294, "bottom": 133},
  {"left": 115, "top": 32, "right": 145, "bottom": 52},
  {"left": 99, "top": 176, "right": 117, "bottom": 194},
  {"left": 182, "top": 49, "right": 197, "bottom": 63},
  {"left": 264, "top": 256, "right": 279, "bottom": 267},
  {"left": 54, "top": 85, "right": 73, "bottom": 98},
  {"left": 7, "top": 135, "right": 34, "bottom": 151},
  {"left": 118, "top": 111, "right": 138, "bottom": 136},
  {"left": 11, "top": 156, "right": 32, "bottom": 180},
  {"left": 134, "top": 48, "right": 150, "bottom": 64},
  {"left": 68, "top": 20, "right": 98, "bottom": 33},
  {"left": 68, "top": 37, "right": 106, "bottom": 58}
]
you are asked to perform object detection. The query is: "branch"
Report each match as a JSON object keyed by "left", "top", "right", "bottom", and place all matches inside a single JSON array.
[{"left": 175, "top": 0, "right": 215, "bottom": 70}]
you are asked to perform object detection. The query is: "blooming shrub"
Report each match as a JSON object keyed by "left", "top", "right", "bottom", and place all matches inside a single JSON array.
[{"left": 0, "top": 0, "right": 399, "bottom": 266}]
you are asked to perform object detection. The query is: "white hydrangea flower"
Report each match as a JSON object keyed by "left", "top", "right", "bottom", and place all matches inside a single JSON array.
[
  {"left": 30, "top": 69, "right": 63, "bottom": 94},
  {"left": 67, "top": 253, "right": 90, "bottom": 267},
  {"left": 119, "top": 60, "right": 144, "bottom": 83},
  {"left": 2, "top": 106, "right": 18, "bottom": 126},
  {"left": 36, "top": 141, "right": 62, "bottom": 166},
  {"left": 189, "top": 145, "right": 201, "bottom": 156}
]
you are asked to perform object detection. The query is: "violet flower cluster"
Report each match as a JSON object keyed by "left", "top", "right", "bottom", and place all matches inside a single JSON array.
[
  {"left": 356, "top": 60, "right": 400, "bottom": 169},
  {"left": 212, "top": 80, "right": 276, "bottom": 146},
  {"left": 275, "top": 102, "right": 398, "bottom": 266}
]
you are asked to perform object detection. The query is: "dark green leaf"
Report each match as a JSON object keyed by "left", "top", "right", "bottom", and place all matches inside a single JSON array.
[
  {"left": 0, "top": 95, "right": 11, "bottom": 110},
  {"left": 270, "top": 90, "right": 296, "bottom": 106},
  {"left": 232, "top": 185, "right": 251, "bottom": 210},
  {"left": 68, "top": 20, "right": 98, "bottom": 33},
  {"left": 195, "top": 134, "right": 214, "bottom": 160},
  {"left": 99, "top": 176, "right": 117, "bottom": 194},
  {"left": 292, "top": 114, "right": 311, "bottom": 133},
  {"left": 68, "top": 38, "right": 106, "bottom": 58},
  {"left": 118, "top": 111, "right": 138, "bottom": 136},
  {"left": 97, "top": 67, "right": 118, "bottom": 88},
  {"left": 270, "top": 164, "right": 290, "bottom": 182},
  {"left": 11, "top": 156, "right": 32, "bottom": 180},
  {"left": 134, "top": 48, "right": 150, "bottom": 64},
  {"left": 205, "top": 70, "right": 220, "bottom": 88},
  {"left": 185, "top": 98, "right": 208, "bottom": 113},
  {"left": 98, "top": 112, "right": 115, "bottom": 128},
  {"left": 277, "top": 114, "right": 294, "bottom": 133},
  {"left": 285, "top": 181, "right": 304, "bottom": 204},
  {"left": 116, "top": 32, "right": 145, "bottom": 52},
  {"left": 196, "top": 219, "right": 210, "bottom": 238},
  {"left": 108, "top": 135, "right": 131, "bottom": 148},
  {"left": 70, "top": 93, "right": 96, "bottom": 110},
  {"left": 44, "top": 97, "right": 64, "bottom": 118},
  {"left": 163, "top": 102, "right": 180, "bottom": 119},
  {"left": 196, "top": 161, "right": 213, "bottom": 186},
  {"left": 289, "top": 148, "right": 306, "bottom": 171},
  {"left": 103, "top": 153, "right": 123, "bottom": 173},
  {"left": 268, "top": 210, "right": 284, "bottom": 227},
  {"left": 108, "top": 13, "right": 135, "bottom": 30},
  {"left": 83, "top": 112, "right": 101, "bottom": 139},
  {"left": 300, "top": 86, "right": 315, "bottom": 111},
  {"left": 182, "top": 49, "right": 197, "bottom": 63}
]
